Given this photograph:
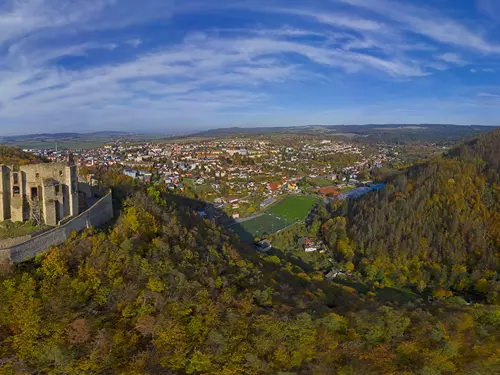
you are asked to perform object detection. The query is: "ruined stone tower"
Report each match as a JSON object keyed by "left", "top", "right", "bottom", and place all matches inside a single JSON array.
[{"left": 0, "top": 158, "right": 79, "bottom": 226}]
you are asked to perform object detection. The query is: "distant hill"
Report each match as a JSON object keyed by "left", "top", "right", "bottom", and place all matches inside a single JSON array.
[
  {"left": 0, "top": 131, "right": 133, "bottom": 142},
  {"left": 0, "top": 131, "right": 147, "bottom": 150},
  {"left": 191, "top": 124, "right": 499, "bottom": 143}
]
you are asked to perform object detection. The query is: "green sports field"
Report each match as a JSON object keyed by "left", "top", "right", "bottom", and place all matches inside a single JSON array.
[
  {"left": 267, "top": 196, "right": 318, "bottom": 222},
  {"left": 229, "top": 196, "right": 318, "bottom": 242},
  {"left": 230, "top": 214, "right": 290, "bottom": 243}
]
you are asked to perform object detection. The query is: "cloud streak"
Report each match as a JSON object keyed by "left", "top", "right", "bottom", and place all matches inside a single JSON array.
[
  {"left": 338, "top": 0, "right": 500, "bottom": 53},
  {"left": 437, "top": 53, "right": 468, "bottom": 66}
]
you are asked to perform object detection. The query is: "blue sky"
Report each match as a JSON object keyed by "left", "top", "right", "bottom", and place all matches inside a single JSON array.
[{"left": 1, "top": 0, "right": 500, "bottom": 134}]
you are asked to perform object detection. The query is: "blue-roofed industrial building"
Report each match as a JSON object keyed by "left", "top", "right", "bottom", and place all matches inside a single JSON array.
[
  {"left": 370, "top": 183, "right": 386, "bottom": 191},
  {"left": 123, "top": 169, "right": 138, "bottom": 179},
  {"left": 338, "top": 184, "right": 386, "bottom": 200}
]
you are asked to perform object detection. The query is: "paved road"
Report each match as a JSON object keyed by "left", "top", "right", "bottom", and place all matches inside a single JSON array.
[{"left": 229, "top": 213, "right": 265, "bottom": 225}]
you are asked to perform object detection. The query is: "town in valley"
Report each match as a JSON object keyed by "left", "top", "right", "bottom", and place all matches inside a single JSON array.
[{"left": 15, "top": 126, "right": 461, "bottom": 254}]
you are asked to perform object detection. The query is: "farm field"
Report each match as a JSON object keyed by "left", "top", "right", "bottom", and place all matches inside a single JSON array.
[
  {"left": 267, "top": 196, "right": 318, "bottom": 222},
  {"left": 15, "top": 140, "right": 111, "bottom": 150},
  {"left": 10, "top": 134, "right": 168, "bottom": 150},
  {"left": 229, "top": 196, "right": 318, "bottom": 242}
]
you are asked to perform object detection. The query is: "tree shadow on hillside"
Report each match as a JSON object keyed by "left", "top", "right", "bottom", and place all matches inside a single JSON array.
[
  {"left": 267, "top": 247, "right": 316, "bottom": 273},
  {"left": 103, "top": 184, "right": 331, "bottom": 289},
  {"left": 160, "top": 193, "right": 323, "bottom": 277}
]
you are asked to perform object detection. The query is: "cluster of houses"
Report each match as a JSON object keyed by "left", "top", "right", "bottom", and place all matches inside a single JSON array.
[
  {"left": 299, "top": 237, "right": 326, "bottom": 253},
  {"left": 24, "top": 137, "right": 390, "bottom": 220},
  {"left": 265, "top": 179, "right": 299, "bottom": 194}
]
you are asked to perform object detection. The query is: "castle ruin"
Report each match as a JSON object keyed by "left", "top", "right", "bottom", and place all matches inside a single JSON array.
[{"left": 0, "top": 158, "right": 79, "bottom": 226}]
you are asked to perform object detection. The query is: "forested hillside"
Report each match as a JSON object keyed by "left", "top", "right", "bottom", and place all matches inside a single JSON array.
[
  {"left": 313, "top": 129, "right": 500, "bottom": 302},
  {"left": 448, "top": 129, "right": 500, "bottom": 183},
  {"left": 0, "top": 145, "right": 44, "bottom": 165},
  {"left": 0, "top": 185, "right": 500, "bottom": 374}
]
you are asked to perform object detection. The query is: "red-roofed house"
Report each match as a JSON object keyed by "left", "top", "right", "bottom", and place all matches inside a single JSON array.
[
  {"left": 314, "top": 186, "right": 339, "bottom": 198},
  {"left": 266, "top": 182, "right": 282, "bottom": 194}
]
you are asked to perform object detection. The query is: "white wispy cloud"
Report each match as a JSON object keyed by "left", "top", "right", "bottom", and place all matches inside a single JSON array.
[
  {"left": 126, "top": 39, "right": 142, "bottom": 48},
  {"left": 437, "top": 53, "right": 468, "bottom": 66},
  {"left": 0, "top": 0, "right": 114, "bottom": 44},
  {"left": 338, "top": 0, "right": 500, "bottom": 53},
  {"left": 271, "top": 8, "right": 386, "bottom": 32},
  {"left": 477, "top": 0, "right": 500, "bottom": 21},
  {"left": 0, "top": 33, "right": 425, "bottom": 114},
  {"left": 471, "top": 68, "right": 496, "bottom": 73},
  {"left": 478, "top": 92, "right": 500, "bottom": 98}
]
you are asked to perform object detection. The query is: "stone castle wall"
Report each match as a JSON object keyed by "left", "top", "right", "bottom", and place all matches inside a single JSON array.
[
  {"left": 0, "top": 234, "right": 33, "bottom": 249},
  {"left": 0, "top": 191, "right": 113, "bottom": 264}
]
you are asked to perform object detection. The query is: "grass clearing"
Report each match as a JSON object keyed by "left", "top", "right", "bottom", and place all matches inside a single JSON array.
[
  {"left": 332, "top": 278, "right": 371, "bottom": 294},
  {"left": 183, "top": 179, "right": 215, "bottom": 195},
  {"left": 0, "top": 221, "right": 51, "bottom": 239},
  {"left": 309, "top": 178, "right": 335, "bottom": 187},
  {"left": 339, "top": 186, "right": 355, "bottom": 194}
]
